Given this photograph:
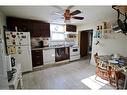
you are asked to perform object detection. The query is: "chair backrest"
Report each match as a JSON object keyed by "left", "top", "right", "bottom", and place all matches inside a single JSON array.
[{"left": 94, "top": 53, "right": 99, "bottom": 66}]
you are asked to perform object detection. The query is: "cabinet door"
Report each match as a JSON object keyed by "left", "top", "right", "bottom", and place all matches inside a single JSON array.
[
  {"left": 6, "top": 17, "right": 50, "bottom": 37},
  {"left": 31, "top": 21, "right": 50, "bottom": 37},
  {"left": 7, "top": 17, "right": 29, "bottom": 32},
  {"left": 40, "top": 23, "right": 50, "bottom": 37},
  {"left": 7, "top": 17, "right": 22, "bottom": 31},
  {"left": 66, "top": 24, "right": 76, "bottom": 32},
  {"left": 30, "top": 21, "right": 42, "bottom": 37},
  {"left": 43, "top": 49, "right": 55, "bottom": 64},
  {"left": 32, "top": 50, "right": 43, "bottom": 67},
  {"left": 20, "top": 19, "right": 30, "bottom": 32}
]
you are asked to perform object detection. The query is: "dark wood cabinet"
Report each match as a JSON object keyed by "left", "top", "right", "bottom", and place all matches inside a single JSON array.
[
  {"left": 40, "top": 22, "right": 50, "bottom": 37},
  {"left": 66, "top": 24, "right": 77, "bottom": 32},
  {"left": 32, "top": 50, "right": 43, "bottom": 67},
  {"left": 30, "top": 20, "right": 42, "bottom": 37},
  {"left": 6, "top": 17, "right": 30, "bottom": 32},
  {"left": 55, "top": 47, "right": 69, "bottom": 62},
  {"left": 6, "top": 16, "right": 50, "bottom": 37}
]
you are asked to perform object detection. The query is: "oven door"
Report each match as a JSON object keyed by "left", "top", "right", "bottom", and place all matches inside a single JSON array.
[{"left": 70, "top": 47, "right": 80, "bottom": 56}]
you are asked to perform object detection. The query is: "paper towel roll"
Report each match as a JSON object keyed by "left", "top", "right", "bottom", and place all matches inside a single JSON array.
[{"left": 6, "top": 55, "right": 12, "bottom": 71}]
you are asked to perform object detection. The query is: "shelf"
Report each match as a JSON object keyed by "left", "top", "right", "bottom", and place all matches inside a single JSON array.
[
  {"left": 96, "top": 28, "right": 112, "bottom": 32},
  {"left": 64, "top": 32, "right": 78, "bottom": 35}
]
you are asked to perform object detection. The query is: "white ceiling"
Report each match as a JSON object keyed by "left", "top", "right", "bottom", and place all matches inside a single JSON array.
[{"left": 0, "top": 6, "right": 117, "bottom": 25}]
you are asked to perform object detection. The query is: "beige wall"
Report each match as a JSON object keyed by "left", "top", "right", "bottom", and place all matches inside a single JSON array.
[
  {"left": 0, "top": 10, "right": 8, "bottom": 89},
  {"left": 0, "top": 10, "right": 6, "bottom": 28},
  {"left": 77, "top": 20, "right": 127, "bottom": 66}
]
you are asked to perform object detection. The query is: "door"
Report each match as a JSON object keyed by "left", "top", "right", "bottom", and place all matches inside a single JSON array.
[
  {"left": 32, "top": 50, "right": 43, "bottom": 67},
  {"left": 80, "top": 31, "right": 88, "bottom": 57}
]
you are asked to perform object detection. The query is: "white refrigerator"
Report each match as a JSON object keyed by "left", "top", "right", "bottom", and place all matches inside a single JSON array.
[{"left": 5, "top": 32, "right": 32, "bottom": 72}]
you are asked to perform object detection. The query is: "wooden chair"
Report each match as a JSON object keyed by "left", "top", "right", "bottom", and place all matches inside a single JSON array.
[
  {"left": 108, "top": 66, "right": 125, "bottom": 89},
  {"left": 94, "top": 53, "right": 109, "bottom": 80}
]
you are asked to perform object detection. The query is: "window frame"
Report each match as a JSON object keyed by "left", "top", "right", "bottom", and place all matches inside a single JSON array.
[{"left": 50, "top": 24, "right": 65, "bottom": 41}]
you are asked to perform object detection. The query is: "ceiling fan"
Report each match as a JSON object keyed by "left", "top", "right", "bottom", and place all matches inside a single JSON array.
[{"left": 52, "top": 6, "right": 84, "bottom": 23}]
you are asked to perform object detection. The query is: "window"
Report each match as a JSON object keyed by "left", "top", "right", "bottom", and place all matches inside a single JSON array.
[{"left": 50, "top": 24, "right": 65, "bottom": 41}]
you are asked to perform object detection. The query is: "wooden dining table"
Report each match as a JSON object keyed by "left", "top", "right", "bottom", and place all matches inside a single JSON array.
[{"left": 97, "top": 55, "right": 127, "bottom": 89}]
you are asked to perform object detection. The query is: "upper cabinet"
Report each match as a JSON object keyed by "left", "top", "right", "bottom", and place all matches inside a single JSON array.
[
  {"left": 6, "top": 17, "right": 50, "bottom": 37},
  {"left": 66, "top": 24, "right": 77, "bottom": 32},
  {"left": 40, "top": 22, "right": 50, "bottom": 37}
]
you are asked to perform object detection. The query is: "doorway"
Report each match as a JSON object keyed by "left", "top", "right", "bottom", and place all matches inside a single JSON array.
[{"left": 80, "top": 29, "right": 93, "bottom": 58}]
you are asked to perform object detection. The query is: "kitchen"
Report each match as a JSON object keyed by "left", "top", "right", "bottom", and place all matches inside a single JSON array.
[{"left": 0, "top": 5, "right": 127, "bottom": 90}]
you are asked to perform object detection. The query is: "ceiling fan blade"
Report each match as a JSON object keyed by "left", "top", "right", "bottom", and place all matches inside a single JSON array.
[
  {"left": 70, "top": 10, "right": 81, "bottom": 15},
  {"left": 72, "top": 16, "right": 84, "bottom": 20}
]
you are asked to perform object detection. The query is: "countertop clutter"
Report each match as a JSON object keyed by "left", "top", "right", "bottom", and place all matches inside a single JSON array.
[
  {"left": 8, "top": 64, "right": 23, "bottom": 89},
  {"left": 32, "top": 45, "right": 71, "bottom": 50},
  {"left": 29, "top": 29, "right": 79, "bottom": 67}
]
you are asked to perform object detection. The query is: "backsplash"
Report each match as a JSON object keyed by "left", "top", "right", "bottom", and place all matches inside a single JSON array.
[
  {"left": 31, "top": 37, "right": 50, "bottom": 48},
  {"left": 31, "top": 37, "right": 78, "bottom": 48},
  {"left": 49, "top": 41, "right": 65, "bottom": 46}
]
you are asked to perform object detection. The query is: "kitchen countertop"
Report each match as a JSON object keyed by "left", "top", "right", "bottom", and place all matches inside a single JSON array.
[{"left": 32, "top": 46, "right": 71, "bottom": 50}]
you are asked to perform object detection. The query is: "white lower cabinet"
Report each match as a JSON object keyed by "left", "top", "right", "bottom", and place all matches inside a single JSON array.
[{"left": 43, "top": 49, "right": 55, "bottom": 64}]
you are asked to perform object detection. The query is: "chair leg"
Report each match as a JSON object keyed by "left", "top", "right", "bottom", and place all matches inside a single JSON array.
[{"left": 115, "top": 77, "right": 119, "bottom": 89}]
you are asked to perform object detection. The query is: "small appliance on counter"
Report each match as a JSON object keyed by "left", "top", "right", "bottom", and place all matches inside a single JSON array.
[
  {"left": 34, "top": 40, "right": 44, "bottom": 48},
  {"left": 38, "top": 40, "right": 44, "bottom": 48},
  {"left": 31, "top": 37, "right": 50, "bottom": 48}
]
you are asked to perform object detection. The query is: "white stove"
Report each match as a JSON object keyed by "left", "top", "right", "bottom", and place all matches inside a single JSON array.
[{"left": 70, "top": 46, "right": 80, "bottom": 61}]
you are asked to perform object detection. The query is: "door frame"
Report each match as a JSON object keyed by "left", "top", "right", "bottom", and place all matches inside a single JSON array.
[{"left": 79, "top": 29, "right": 93, "bottom": 57}]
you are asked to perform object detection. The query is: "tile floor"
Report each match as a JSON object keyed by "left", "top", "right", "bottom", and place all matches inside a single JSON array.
[{"left": 22, "top": 59, "right": 114, "bottom": 89}]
